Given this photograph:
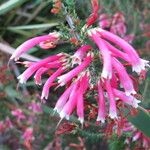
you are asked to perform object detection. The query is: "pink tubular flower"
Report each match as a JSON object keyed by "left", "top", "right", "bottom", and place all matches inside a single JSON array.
[
  {"left": 17, "top": 54, "right": 63, "bottom": 84},
  {"left": 41, "top": 68, "right": 65, "bottom": 99},
  {"left": 105, "top": 80, "right": 117, "bottom": 119},
  {"left": 112, "top": 58, "right": 136, "bottom": 96},
  {"left": 110, "top": 72, "right": 118, "bottom": 88},
  {"left": 59, "top": 81, "right": 79, "bottom": 120},
  {"left": 77, "top": 73, "right": 89, "bottom": 124},
  {"left": 113, "top": 89, "right": 140, "bottom": 108},
  {"left": 54, "top": 84, "right": 74, "bottom": 113},
  {"left": 72, "top": 45, "right": 92, "bottom": 65},
  {"left": 22, "top": 127, "right": 34, "bottom": 142},
  {"left": 34, "top": 67, "right": 49, "bottom": 85},
  {"left": 34, "top": 61, "right": 62, "bottom": 85},
  {"left": 11, "top": 108, "right": 26, "bottom": 121},
  {"left": 57, "top": 53, "right": 93, "bottom": 86},
  {"left": 89, "top": 32, "right": 112, "bottom": 79},
  {"left": 103, "top": 40, "right": 130, "bottom": 62},
  {"left": 97, "top": 80, "right": 106, "bottom": 123},
  {"left": 10, "top": 32, "right": 60, "bottom": 61},
  {"left": 95, "top": 28, "right": 149, "bottom": 73}
]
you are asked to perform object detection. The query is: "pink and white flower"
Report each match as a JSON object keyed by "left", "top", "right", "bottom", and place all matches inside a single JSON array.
[
  {"left": 105, "top": 80, "right": 117, "bottom": 119},
  {"left": 89, "top": 31, "right": 112, "bottom": 79},
  {"left": 97, "top": 80, "right": 106, "bottom": 123},
  {"left": 112, "top": 58, "right": 136, "bottom": 96},
  {"left": 10, "top": 32, "right": 60, "bottom": 61}
]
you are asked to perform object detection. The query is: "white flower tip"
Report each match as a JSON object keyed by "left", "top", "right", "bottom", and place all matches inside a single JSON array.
[
  {"left": 53, "top": 107, "right": 57, "bottom": 111},
  {"left": 125, "top": 89, "right": 136, "bottom": 96},
  {"left": 101, "top": 70, "right": 112, "bottom": 79},
  {"left": 57, "top": 76, "right": 66, "bottom": 86},
  {"left": 36, "top": 82, "right": 42, "bottom": 86},
  {"left": 41, "top": 91, "right": 48, "bottom": 100},
  {"left": 78, "top": 117, "right": 84, "bottom": 124},
  {"left": 17, "top": 75, "right": 26, "bottom": 84},
  {"left": 115, "top": 97, "right": 120, "bottom": 100},
  {"left": 132, "top": 98, "right": 141, "bottom": 108},
  {"left": 59, "top": 111, "right": 66, "bottom": 119},
  {"left": 66, "top": 115, "right": 70, "bottom": 120},
  {"left": 14, "top": 57, "right": 19, "bottom": 61},
  {"left": 54, "top": 107, "right": 61, "bottom": 113},
  {"left": 9, "top": 55, "right": 14, "bottom": 60},
  {"left": 132, "top": 59, "right": 150, "bottom": 74},
  {"left": 132, "top": 136, "right": 138, "bottom": 142},
  {"left": 87, "top": 30, "right": 92, "bottom": 36},
  {"left": 109, "top": 111, "right": 118, "bottom": 119},
  {"left": 96, "top": 117, "right": 105, "bottom": 123},
  {"left": 96, "top": 27, "right": 103, "bottom": 33}
]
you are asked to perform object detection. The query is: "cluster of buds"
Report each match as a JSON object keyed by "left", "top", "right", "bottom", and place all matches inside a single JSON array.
[{"left": 9, "top": 1, "right": 149, "bottom": 126}]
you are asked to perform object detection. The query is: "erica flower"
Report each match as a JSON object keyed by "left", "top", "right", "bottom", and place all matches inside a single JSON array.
[
  {"left": 90, "top": 32, "right": 112, "bottom": 79},
  {"left": 96, "top": 28, "right": 149, "bottom": 73},
  {"left": 10, "top": 1, "right": 149, "bottom": 126},
  {"left": 41, "top": 67, "right": 65, "bottom": 99},
  {"left": 105, "top": 80, "right": 117, "bottom": 119},
  {"left": 10, "top": 32, "right": 60, "bottom": 61},
  {"left": 113, "top": 89, "right": 140, "bottom": 108},
  {"left": 54, "top": 84, "right": 74, "bottom": 113},
  {"left": 112, "top": 58, "right": 136, "bottom": 96},
  {"left": 17, "top": 54, "right": 63, "bottom": 84},
  {"left": 97, "top": 80, "right": 106, "bottom": 123},
  {"left": 59, "top": 80, "right": 79, "bottom": 120},
  {"left": 77, "top": 73, "right": 89, "bottom": 124}
]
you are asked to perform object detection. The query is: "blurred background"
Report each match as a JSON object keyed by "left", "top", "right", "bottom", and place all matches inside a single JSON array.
[{"left": 0, "top": 0, "right": 150, "bottom": 149}]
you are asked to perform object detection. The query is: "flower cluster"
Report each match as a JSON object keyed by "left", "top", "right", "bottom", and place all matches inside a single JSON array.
[{"left": 9, "top": 1, "right": 149, "bottom": 125}]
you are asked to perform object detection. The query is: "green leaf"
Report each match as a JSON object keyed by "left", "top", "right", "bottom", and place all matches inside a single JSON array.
[
  {"left": 128, "top": 108, "right": 150, "bottom": 137},
  {"left": 7, "top": 23, "right": 59, "bottom": 30},
  {"left": 0, "top": 0, "right": 27, "bottom": 15}
]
